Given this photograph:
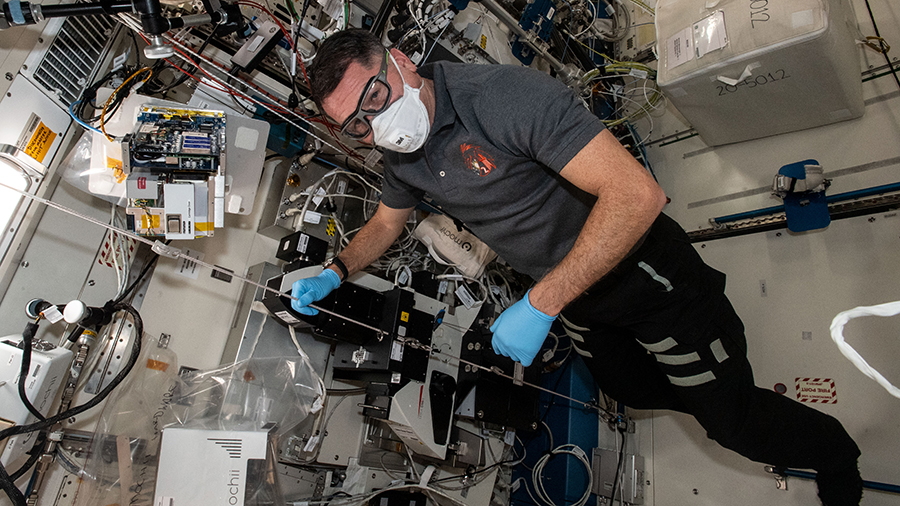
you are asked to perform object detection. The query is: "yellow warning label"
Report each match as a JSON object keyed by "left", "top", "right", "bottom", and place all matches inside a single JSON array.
[
  {"left": 480, "top": 35, "right": 487, "bottom": 50},
  {"left": 25, "top": 122, "right": 56, "bottom": 163},
  {"left": 195, "top": 221, "right": 214, "bottom": 232},
  {"left": 142, "top": 214, "right": 160, "bottom": 230},
  {"left": 400, "top": 311, "right": 409, "bottom": 322},
  {"left": 326, "top": 218, "right": 336, "bottom": 237}
]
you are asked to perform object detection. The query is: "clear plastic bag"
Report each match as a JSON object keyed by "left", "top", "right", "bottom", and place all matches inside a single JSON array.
[
  {"left": 74, "top": 337, "right": 325, "bottom": 506},
  {"left": 74, "top": 333, "right": 180, "bottom": 506},
  {"left": 61, "top": 130, "right": 127, "bottom": 207},
  {"left": 167, "top": 356, "right": 325, "bottom": 437}
]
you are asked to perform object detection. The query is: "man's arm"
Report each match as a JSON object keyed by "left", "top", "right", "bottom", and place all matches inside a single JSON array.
[
  {"left": 528, "top": 129, "right": 667, "bottom": 315},
  {"left": 326, "top": 202, "right": 414, "bottom": 280}
]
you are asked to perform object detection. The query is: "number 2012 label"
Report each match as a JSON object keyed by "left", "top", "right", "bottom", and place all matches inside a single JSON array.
[{"left": 716, "top": 69, "right": 790, "bottom": 96}]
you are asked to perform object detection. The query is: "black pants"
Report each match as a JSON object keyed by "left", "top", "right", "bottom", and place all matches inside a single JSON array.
[{"left": 559, "top": 213, "right": 860, "bottom": 473}]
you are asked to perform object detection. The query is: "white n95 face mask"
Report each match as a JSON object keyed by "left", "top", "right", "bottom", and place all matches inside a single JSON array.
[{"left": 370, "top": 54, "right": 431, "bottom": 153}]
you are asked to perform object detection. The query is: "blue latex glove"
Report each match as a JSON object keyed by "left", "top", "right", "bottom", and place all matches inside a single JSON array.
[
  {"left": 490, "top": 290, "right": 556, "bottom": 366},
  {"left": 291, "top": 269, "right": 341, "bottom": 315}
]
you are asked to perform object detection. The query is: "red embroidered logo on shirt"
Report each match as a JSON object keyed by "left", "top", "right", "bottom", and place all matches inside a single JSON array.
[{"left": 460, "top": 143, "right": 495, "bottom": 177}]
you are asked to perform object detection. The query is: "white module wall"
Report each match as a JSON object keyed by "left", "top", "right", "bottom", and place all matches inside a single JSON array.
[{"left": 634, "top": 0, "right": 900, "bottom": 503}]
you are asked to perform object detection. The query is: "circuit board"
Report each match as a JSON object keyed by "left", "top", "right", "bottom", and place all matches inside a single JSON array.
[
  {"left": 123, "top": 106, "right": 226, "bottom": 173},
  {"left": 123, "top": 106, "right": 226, "bottom": 239}
]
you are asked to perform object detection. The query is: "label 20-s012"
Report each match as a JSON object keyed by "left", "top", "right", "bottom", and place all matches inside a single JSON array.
[{"left": 716, "top": 69, "right": 790, "bottom": 96}]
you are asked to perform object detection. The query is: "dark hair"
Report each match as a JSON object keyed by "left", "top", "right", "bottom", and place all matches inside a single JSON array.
[{"left": 308, "top": 29, "right": 385, "bottom": 110}]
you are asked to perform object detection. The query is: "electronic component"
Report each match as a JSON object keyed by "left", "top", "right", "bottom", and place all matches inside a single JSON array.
[
  {"left": 154, "top": 427, "right": 277, "bottom": 506},
  {"left": 0, "top": 336, "right": 73, "bottom": 467},
  {"left": 592, "top": 448, "right": 645, "bottom": 504},
  {"left": 123, "top": 106, "right": 225, "bottom": 174},
  {"left": 275, "top": 231, "right": 329, "bottom": 264},
  {"left": 231, "top": 20, "right": 284, "bottom": 73},
  {"left": 454, "top": 303, "right": 541, "bottom": 431},
  {"left": 122, "top": 106, "right": 226, "bottom": 239}
]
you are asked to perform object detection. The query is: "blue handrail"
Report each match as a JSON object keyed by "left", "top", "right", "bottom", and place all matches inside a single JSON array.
[{"left": 712, "top": 182, "right": 900, "bottom": 225}]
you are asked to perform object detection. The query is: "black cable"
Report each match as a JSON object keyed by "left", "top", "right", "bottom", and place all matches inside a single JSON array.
[
  {"left": 428, "top": 457, "right": 521, "bottom": 484},
  {"left": 866, "top": 0, "right": 900, "bottom": 91},
  {"left": 128, "top": 29, "right": 142, "bottom": 66},
  {"left": 113, "top": 241, "right": 169, "bottom": 304},
  {"left": 863, "top": 0, "right": 900, "bottom": 92},
  {"left": 9, "top": 433, "right": 45, "bottom": 482},
  {"left": 156, "top": 28, "right": 218, "bottom": 94},
  {"left": 0, "top": 302, "right": 144, "bottom": 506},
  {"left": 298, "top": 0, "right": 312, "bottom": 30},
  {"left": 0, "top": 462, "right": 25, "bottom": 506},
  {"left": 17, "top": 323, "right": 45, "bottom": 421}
]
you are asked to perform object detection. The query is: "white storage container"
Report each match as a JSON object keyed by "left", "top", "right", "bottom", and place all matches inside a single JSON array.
[{"left": 656, "top": 0, "right": 864, "bottom": 146}]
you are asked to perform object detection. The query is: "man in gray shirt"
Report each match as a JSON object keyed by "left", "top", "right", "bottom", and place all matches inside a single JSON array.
[{"left": 291, "top": 29, "right": 862, "bottom": 505}]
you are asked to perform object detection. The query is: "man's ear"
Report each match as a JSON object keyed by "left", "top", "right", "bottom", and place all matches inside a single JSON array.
[{"left": 389, "top": 47, "right": 418, "bottom": 72}]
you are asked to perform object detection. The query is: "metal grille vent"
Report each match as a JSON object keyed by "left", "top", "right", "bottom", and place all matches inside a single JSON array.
[{"left": 32, "top": 14, "right": 117, "bottom": 106}]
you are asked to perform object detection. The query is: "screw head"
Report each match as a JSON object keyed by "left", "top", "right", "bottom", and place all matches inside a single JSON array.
[
  {"left": 693, "top": 489, "right": 699, "bottom": 495},
  {"left": 334, "top": 455, "right": 340, "bottom": 461},
  {"left": 4, "top": 73, "right": 12, "bottom": 81},
  {"left": 20, "top": 261, "right": 28, "bottom": 268},
  {"left": 477, "top": 410, "right": 484, "bottom": 418},
  {"left": 88, "top": 280, "right": 95, "bottom": 286},
  {"left": 21, "top": 64, "right": 27, "bottom": 71},
  {"left": 531, "top": 422, "right": 538, "bottom": 430}
]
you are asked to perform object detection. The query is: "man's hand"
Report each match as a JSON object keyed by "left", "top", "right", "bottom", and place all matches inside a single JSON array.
[
  {"left": 291, "top": 269, "right": 341, "bottom": 315},
  {"left": 490, "top": 290, "right": 556, "bottom": 366}
]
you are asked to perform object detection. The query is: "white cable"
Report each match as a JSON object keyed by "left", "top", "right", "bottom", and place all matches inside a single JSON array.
[
  {"left": 436, "top": 272, "right": 487, "bottom": 307},
  {"left": 531, "top": 443, "right": 593, "bottom": 506},
  {"left": 830, "top": 301, "right": 900, "bottom": 399},
  {"left": 109, "top": 204, "right": 124, "bottom": 299},
  {"left": 394, "top": 264, "right": 413, "bottom": 287},
  {"left": 289, "top": 191, "right": 381, "bottom": 206}
]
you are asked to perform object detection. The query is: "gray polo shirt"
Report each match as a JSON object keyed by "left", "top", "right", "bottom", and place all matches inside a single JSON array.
[{"left": 381, "top": 62, "right": 605, "bottom": 279}]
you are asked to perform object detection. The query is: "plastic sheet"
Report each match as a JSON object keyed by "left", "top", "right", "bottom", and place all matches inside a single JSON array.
[
  {"left": 830, "top": 300, "right": 900, "bottom": 399},
  {"left": 167, "top": 355, "right": 325, "bottom": 436},
  {"left": 75, "top": 333, "right": 180, "bottom": 506},
  {"left": 75, "top": 335, "right": 325, "bottom": 506},
  {"left": 61, "top": 130, "right": 127, "bottom": 207}
]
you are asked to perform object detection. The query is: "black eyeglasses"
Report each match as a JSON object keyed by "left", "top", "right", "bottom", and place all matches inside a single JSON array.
[{"left": 340, "top": 51, "right": 392, "bottom": 139}]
